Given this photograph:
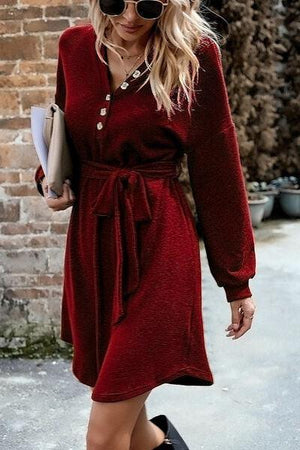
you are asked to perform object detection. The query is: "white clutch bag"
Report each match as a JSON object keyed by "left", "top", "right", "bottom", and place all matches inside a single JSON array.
[{"left": 31, "top": 103, "right": 74, "bottom": 197}]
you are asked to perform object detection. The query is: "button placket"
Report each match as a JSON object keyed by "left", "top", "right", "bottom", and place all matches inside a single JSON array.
[
  {"left": 96, "top": 92, "right": 111, "bottom": 135},
  {"left": 132, "top": 70, "right": 141, "bottom": 79},
  {"left": 120, "top": 81, "right": 129, "bottom": 90}
]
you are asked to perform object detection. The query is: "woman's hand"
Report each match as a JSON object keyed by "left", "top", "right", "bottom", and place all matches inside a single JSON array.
[
  {"left": 41, "top": 177, "right": 76, "bottom": 211},
  {"left": 225, "top": 296, "right": 256, "bottom": 340}
]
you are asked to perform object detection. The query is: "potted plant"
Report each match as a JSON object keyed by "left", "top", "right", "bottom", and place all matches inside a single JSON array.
[
  {"left": 247, "top": 181, "right": 280, "bottom": 219},
  {"left": 274, "top": 176, "right": 300, "bottom": 218},
  {"left": 247, "top": 180, "right": 279, "bottom": 223},
  {"left": 247, "top": 191, "right": 269, "bottom": 227}
]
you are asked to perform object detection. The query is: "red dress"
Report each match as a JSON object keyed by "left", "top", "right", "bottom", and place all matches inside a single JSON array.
[{"left": 34, "top": 24, "right": 256, "bottom": 402}]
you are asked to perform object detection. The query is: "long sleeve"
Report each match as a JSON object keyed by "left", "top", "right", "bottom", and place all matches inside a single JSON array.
[
  {"left": 34, "top": 41, "right": 66, "bottom": 197},
  {"left": 186, "top": 37, "right": 256, "bottom": 302}
]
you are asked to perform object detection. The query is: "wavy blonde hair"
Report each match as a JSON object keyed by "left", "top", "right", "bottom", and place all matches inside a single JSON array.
[{"left": 88, "top": 0, "right": 220, "bottom": 119}]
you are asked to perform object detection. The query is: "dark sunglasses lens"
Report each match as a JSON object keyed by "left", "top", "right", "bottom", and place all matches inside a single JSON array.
[
  {"left": 100, "top": 0, "right": 125, "bottom": 15},
  {"left": 137, "top": 0, "right": 163, "bottom": 19}
]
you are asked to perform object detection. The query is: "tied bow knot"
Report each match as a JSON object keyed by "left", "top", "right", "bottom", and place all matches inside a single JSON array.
[
  {"left": 91, "top": 167, "right": 152, "bottom": 222},
  {"left": 80, "top": 159, "right": 181, "bottom": 326}
]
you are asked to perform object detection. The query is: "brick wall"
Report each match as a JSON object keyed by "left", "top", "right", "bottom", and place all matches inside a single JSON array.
[{"left": 0, "top": 0, "right": 89, "bottom": 355}]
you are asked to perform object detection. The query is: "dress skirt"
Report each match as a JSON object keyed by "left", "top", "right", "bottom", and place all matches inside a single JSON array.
[{"left": 60, "top": 159, "right": 214, "bottom": 402}]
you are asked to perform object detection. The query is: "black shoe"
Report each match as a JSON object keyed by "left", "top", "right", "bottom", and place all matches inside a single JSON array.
[{"left": 150, "top": 414, "right": 190, "bottom": 450}]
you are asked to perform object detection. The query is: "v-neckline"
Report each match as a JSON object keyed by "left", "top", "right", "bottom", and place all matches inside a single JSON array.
[{"left": 101, "top": 43, "right": 149, "bottom": 97}]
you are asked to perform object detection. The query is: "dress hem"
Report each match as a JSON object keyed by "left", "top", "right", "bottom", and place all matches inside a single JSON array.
[
  {"left": 89, "top": 367, "right": 214, "bottom": 402},
  {"left": 61, "top": 335, "right": 214, "bottom": 403}
]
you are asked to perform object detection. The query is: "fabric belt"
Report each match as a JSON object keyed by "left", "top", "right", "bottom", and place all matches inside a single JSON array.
[{"left": 79, "top": 159, "right": 182, "bottom": 326}]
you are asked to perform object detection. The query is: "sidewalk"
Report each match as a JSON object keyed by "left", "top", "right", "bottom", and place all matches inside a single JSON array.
[{"left": 1, "top": 219, "right": 299, "bottom": 450}]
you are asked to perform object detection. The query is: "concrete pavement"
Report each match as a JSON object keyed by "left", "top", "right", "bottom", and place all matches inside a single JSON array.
[{"left": 1, "top": 219, "right": 299, "bottom": 450}]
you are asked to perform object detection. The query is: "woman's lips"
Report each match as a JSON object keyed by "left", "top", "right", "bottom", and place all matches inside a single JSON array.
[{"left": 120, "top": 24, "right": 142, "bottom": 33}]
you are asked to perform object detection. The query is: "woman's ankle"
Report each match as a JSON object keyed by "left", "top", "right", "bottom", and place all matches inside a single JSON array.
[{"left": 149, "top": 421, "right": 166, "bottom": 448}]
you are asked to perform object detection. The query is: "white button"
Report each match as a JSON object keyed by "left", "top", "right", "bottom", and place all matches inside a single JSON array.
[
  {"left": 120, "top": 81, "right": 129, "bottom": 90},
  {"left": 105, "top": 94, "right": 111, "bottom": 101},
  {"left": 97, "top": 121, "right": 103, "bottom": 130},
  {"left": 132, "top": 70, "right": 141, "bottom": 78},
  {"left": 100, "top": 107, "right": 107, "bottom": 116}
]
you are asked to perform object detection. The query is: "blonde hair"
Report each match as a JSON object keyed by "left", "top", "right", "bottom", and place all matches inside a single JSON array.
[{"left": 88, "top": 0, "right": 220, "bottom": 119}]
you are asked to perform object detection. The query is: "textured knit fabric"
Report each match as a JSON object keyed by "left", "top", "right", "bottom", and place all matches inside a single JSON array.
[{"left": 34, "top": 24, "right": 256, "bottom": 402}]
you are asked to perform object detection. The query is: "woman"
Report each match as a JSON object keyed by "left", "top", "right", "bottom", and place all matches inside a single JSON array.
[{"left": 34, "top": 0, "right": 257, "bottom": 449}]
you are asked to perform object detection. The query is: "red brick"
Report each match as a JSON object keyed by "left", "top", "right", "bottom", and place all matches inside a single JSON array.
[
  {"left": 2, "top": 273, "right": 62, "bottom": 288},
  {"left": 4, "top": 287, "right": 50, "bottom": 300},
  {"left": 0, "top": 200, "right": 20, "bottom": 222},
  {"left": 19, "top": 131, "right": 35, "bottom": 145},
  {"left": 1, "top": 250, "right": 48, "bottom": 273},
  {"left": 0, "top": 118, "right": 30, "bottom": 130},
  {"left": 0, "top": 171, "right": 20, "bottom": 183},
  {"left": 37, "top": 274, "right": 63, "bottom": 286},
  {"left": 0, "top": 90, "right": 19, "bottom": 115},
  {"left": 0, "top": 20, "right": 21, "bottom": 34},
  {"left": 22, "top": 0, "right": 69, "bottom": 6},
  {"left": 20, "top": 89, "right": 53, "bottom": 114},
  {"left": 0, "top": 222, "right": 49, "bottom": 235},
  {"left": 45, "top": 5, "right": 88, "bottom": 18},
  {"left": 19, "top": 60, "right": 57, "bottom": 74},
  {"left": 0, "top": 7, "right": 42, "bottom": 20},
  {"left": 0, "top": 62, "right": 16, "bottom": 75},
  {"left": 74, "top": 18, "right": 90, "bottom": 26},
  {"left": 24, "top": 19, "right": 69, "bottom": 33},
  {"left": 0, "top": 74, "right": 47, "bottom": 88},
  {"left": 0, "top": 35, "right": 41, "bottom": 60},
  {"left": 47, "top": 75, "right": 57, "bottom": 86},
  {"left": 20, "top": 169, "right": 35, "bottom": 182},
  {"left": 0, "top": 129, "right": 20, "bottom": 143},
  {"left": 50, "top": 222, "right": 68, "bottom": 234},
  {"left": 1, "top": 0, "right": 18, "bottom": 6},
  {"left": 0, "top": 144, "right": 39, "bottom": 169},
  {"left": 4, "top": 184, "right": 38, "bottom": 197},
  {"left": 26, "top": 235, "right": 66, "bottom": 247},
  {"left": 43, "top": 35, "right": 60, "bottom": 59}
]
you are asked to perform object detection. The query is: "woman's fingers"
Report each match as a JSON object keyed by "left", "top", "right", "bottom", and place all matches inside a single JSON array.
[
  {"left": 45, "top": 180, "right": 76, "bottom": 211},
  {"left": 225, "top": 307, "right": 243, "bottom": 337},
  {"left": 226, "top": 297, "right": 256, "bottom": 340},
  {"left": 232, "top": 315, "right": 254, "bottom": 340},
  {"left": 68, "top": 184, "right": 76, "bottom": 201},
  {"left": 63, "top": 179, "right": 76, "bottom": 202},
  {"left": 62, "top": 180, "right": 72, "bottom": 202}
]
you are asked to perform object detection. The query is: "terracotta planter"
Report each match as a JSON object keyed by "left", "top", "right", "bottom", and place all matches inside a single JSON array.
[
  {"left": 248, "top": 194, "right": 269, "bottom": 227},
  {"left": 279, "top": 188, "right": 300, "bottom": 218}
]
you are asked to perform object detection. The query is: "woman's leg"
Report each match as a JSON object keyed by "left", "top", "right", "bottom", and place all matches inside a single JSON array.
[
  {"left": 129, "top": 404, "right": 166, "bottom": 450},
  {"left": 86, "top": 388, "right": 154, "bottom": 450}
]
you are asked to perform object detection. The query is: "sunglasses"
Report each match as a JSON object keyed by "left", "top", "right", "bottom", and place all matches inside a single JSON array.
[{"left": 99, "top": 0, "right": 169, "bottom": 20}]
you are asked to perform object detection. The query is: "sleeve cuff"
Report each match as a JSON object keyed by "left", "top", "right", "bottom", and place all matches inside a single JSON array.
[
  {"left": 34, "top": 165, "right": 45, "bottom": 197},
  {"left": 224, "top": 282, "right": 252, "bottom": 302},
  {"left": 36, "top": 181, "right": 44, "bottom": 197}
]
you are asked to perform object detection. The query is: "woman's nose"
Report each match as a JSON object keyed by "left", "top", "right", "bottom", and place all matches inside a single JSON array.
[{"left": 122, "top": 2, "right": 139, "bottom": 22}]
